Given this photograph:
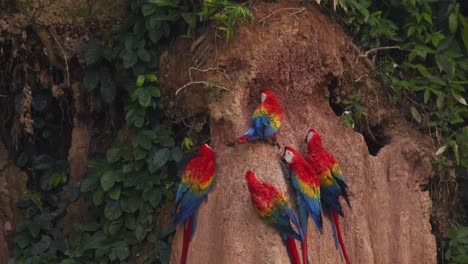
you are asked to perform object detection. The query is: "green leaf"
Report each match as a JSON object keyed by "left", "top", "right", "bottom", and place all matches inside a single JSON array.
[
  {"left": 171, "top": 147, "right": 183, "bottom": 162},
  {"left": 84, "top": 231, "right": 105, "bottom": 250},
  {"left": 127, "top": 195, "right": 141, "bottom": 213},
  {"left": 451, "top": 142, "right": 459, "bottom": 164},
  {"left": 133, "top": 131, "right": 153, "bottom": 150},
  {"left": 143, "top": 189, "right": 162, "bottom": 207},
  {"left": 93, "top": 189, "right": 105, "bottom": 206},
  {"left": 77, "top": 222, "right": 100, "bottom": 232},
  {"left": 141, "top": 4, "right": 156, "bottom": 16},
  {"left": 149, "top": 29, "right": 163, "bottom": 43},
  {"left": 146, "top": 74, "right": 158, "bottom": 82},
  {"left": 437, "top": 93, "right": 445, "bottom": 109},
  {"left": 101, "top": 170, "right": 116, "bottom": 191},
  {"left": 134, "top": 147, "right": 147, "bottom": 160},
  {"left": 182, "top": 12, "right": 197, "bottom": 29},
  {"left": 99, "top": 66, "right": 116, "bottom": 103},
  {"left": 453, "top": 255, "right": 468, "bottom": 263},
  {"left": 461, "top": 19, "right": 468, "bottom": 51},
  {"left": 452, "top": 92, "right": 467, "bottom": 105},
  {"left": 449, "top": 13, "right": 458, "bottom": 33},
  {"left": 108, "top": 186, "right": 121, "bottom": 200},
  {"left": 83, "top": 42, "right": 100, "bottom": 65},
  {"left": 181, "top": 137, "right": 193, "bottom": 150},
  {"left": 422, "top": 12, "right": 432, "bottom": 24},
  {"left": 108, "top": 219, "right": 123, "bottom": 235},
  {"left": 148, "top": 86, "right": 161, "bottom": 97},
  {"left": 411, "top": 64, "right": 446, "bottom": 86},
  {"left": 424, "top": 89, "right": 430, "bottom": 104},
  {"left": 31, "top": 236, "right": 51, "bottom": 255},
  {"left": 410, "top": 106, "right": 422, "bottom": 123},
  {"left": 60, "top": 259, "right": 77, "bottom": 264},
  {"left": 111, "top": 241, "right": 129, "bottom": 261},
  {"left": 83, "top": 66, "right": 99, "bottom": 91},
  {"left": 133, "top": 88, "right": 152, "bottom": 107},
  {"left": 435, "top": 54, "right": 455, "bottom": 77},
  {"left": 105, "top": 200, "right": 122, "bottom": 220},
  {"left": 123, "top": 51, "right": 138, "bottom": 68},
  {"left": 136, "top": 75, "right": 145, "bottom": 87},
  {"left": 150, "top": 148, "right": 169, "bottom": 171},
  {"left": 137, "top": 49, "right": 151, "bottom": 62},
  {"left": 15, "top": 233, "right": 30, "bottom": 249},
  {"left": 48, "top": 172, "right": 64, "bottom": 187},
  {"left": 135, "top": 224, "right": 148, "bottom": 242},
  {"left": 147, "top": 0, "right": 179, "bottom": 8},
  {"left": 124, "top": 214, "right": 136, "bottom": 230},
  {"left": 107, "top": 147, "right": 121, "bottom": 163}
]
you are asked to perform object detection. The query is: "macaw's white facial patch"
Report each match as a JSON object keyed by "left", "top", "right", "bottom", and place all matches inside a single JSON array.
[
  {"left": 284, "top": 150, "right": 294, "bottom": 163},
  {"left": 307, "top": 131, "right": 315, "bottom": 143},
  {"left": 261, "top": 93, "right": 266, "bottom": 103},
  {"left": 204, "top": 144, "right": 213, "bottom": 151}
]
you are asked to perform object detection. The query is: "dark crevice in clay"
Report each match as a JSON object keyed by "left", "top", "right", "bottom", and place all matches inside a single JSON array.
[{"left": 328, "top": 76, "right": 389, "bottom": 156}]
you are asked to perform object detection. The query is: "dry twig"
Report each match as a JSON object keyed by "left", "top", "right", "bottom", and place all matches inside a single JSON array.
[
  {"left": 358, "top": 46, "right": 401, "bottom": 58},
  {"left": 50, "top": 30, "right": 70, "bottom": 88},
  {"left": 175, "top": 67, "right": 231, "bottom": 95}
]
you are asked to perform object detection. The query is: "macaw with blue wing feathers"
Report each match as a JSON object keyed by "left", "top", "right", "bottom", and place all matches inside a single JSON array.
[
  {"left": 174, "top": 143, "right": 216, "bottom": 264},
  {"left": 282, "top": 146, "right": 323, "bottom": 264},
  {"left": 245, "top": 170, "right": 304, "bottom": 264},
  {"left": 235, "top": 89, "right": 283, "bottom": 146},
  {"left": 305, "top": 129, "right": 351, "bottom": 264}
]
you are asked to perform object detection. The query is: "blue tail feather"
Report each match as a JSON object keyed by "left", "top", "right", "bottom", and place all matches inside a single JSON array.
[
  {"left": 190, "top": 207, "right": 198, "bottom": 240},
  {"left": 330, "top": 216, "right": 340, "bottom": 250}
]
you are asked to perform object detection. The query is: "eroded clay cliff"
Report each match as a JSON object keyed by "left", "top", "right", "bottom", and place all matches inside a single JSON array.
[
  {"left": 162, "top": 2, "right": 436, "bottom": 263},
  {"left": 0, "top": 141, "right": 28, "bottom": 263}
]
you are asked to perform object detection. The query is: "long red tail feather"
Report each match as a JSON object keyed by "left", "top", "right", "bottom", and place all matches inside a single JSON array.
[
  {"left": 181, "top": 215, "right": 194, "bottom": 264},
  {"left": 286, "top": 237, "right": 301, "bottom": 264},
  {"left": 332, "top": 210, "right": 350, "bottom": 264}
]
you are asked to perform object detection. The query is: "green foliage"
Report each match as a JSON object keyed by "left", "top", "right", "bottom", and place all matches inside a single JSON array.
[
  {"left": 323, "top": 1, "right": 468, "bottom": 260},
  {"left": 12, "top": 155, "right": 74, "bottom": 263},
  {"left": 340, "top": 90, "right": 369, "bottom": 128},
  {"left": 446, "top": 226, "right": 468, "bottom": 263},
  {"left": 201, "top": 0, "right": 253, "bottom": 42},
  {"left": 324, "top": 0, "right": 468, "bottom": 177},
  {"left": 12, "top": 0, "right": 251, "bottom": 262}
]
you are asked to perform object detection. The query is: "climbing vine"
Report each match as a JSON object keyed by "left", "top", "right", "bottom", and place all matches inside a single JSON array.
[
  {"left": 8, "top": 0, "right": 466, "bottom": 262},
  {"left": 321, "top": 0, "right": 468, "bottom": 261},
  {"left": 8, "top": 0, "right": 251, "bottom": 263}
]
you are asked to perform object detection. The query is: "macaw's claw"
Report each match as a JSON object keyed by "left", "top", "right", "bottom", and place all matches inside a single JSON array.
[
  {"left": 226, "top": 142, "right": 237, "bottom": 147},
  {"left": 273, "top": 141, "right": 281, "bottom": 149}
]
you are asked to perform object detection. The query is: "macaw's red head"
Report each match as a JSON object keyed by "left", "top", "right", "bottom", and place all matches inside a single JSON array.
[
  {"left": 260, "top": 89, "right": 277, "bottom": 103},
  {"left": 198, "top": 143, "right": 215, "bottom": 158},
  {"left": 245, "top": 170, "right": 260, "bottom": 192},
  {"left": 305, "top": 129, "right": 323, "bottom": 153},
  {"left": 282, "top": 146, "right": 302, "bottom": 165}
]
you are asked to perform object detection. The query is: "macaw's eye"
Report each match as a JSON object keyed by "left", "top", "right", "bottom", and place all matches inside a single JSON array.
[{"left": 260, "top": 93, "right": 267, "bottom": 102}]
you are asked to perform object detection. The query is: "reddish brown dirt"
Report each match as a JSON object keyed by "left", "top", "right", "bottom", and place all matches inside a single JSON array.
[
  {"left": 63, "top": 117, "right": 92, "bottom": 236},
  {"left": 0, "top": 141, "right": 27, "bottom": 263},
  {"left": 161, "top": 1, "right": 436, "bottom": 263}
]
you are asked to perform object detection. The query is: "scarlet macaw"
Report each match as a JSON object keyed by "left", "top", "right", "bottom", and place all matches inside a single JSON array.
[
  {"left": 283, "top": 146, "right": 323, "bottom": 264},
  {"left": 174, "top": 144, "right": 216, "bottom": 264},
  {"left": 305, "top": 129, "right": 351, "bottom": 264},
  {"left": 245, "top": 170, "right": 303, "bottom": 264},
  {"left": 235, "top": 89, "right": 283, "bottom": 147}
]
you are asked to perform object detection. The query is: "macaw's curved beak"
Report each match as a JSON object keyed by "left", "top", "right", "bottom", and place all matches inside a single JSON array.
[
  {"left": 280, "top": 155, "right": 287, "bottom": 165},
  {"left": 304, "top": 135, "right": 308, "bottom": 143}
]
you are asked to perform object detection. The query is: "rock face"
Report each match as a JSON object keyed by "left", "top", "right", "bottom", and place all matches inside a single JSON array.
[
  {"left": 162, "top": 2, "right": 436, "bottom": 263},
  {"left": 0, "top": 141, "right": 28, "bottom": 263}
]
